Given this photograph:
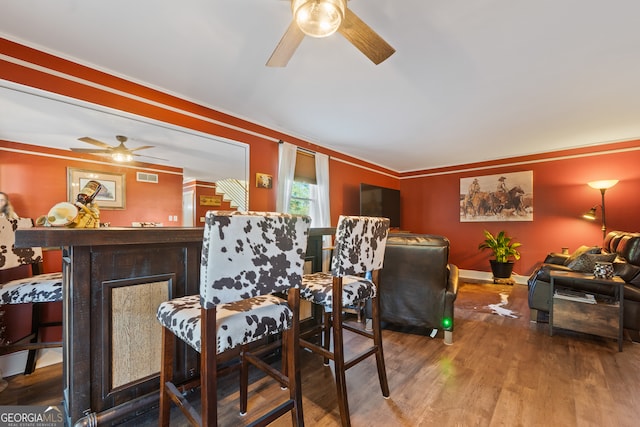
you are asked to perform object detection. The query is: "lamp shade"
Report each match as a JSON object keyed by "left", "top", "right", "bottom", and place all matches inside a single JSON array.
[
  {"left": 293, "top": 0, "right": 345, "bottom": 38},
  {"left": 588, "top": 179, "right": 618, "bottom": 190},
  {"left": 584, "top": 180, "right": 618, "bottom": 240}
]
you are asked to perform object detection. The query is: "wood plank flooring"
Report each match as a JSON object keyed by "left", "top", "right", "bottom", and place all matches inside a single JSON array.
[{"left": 2, "top": 283, "right": 639, "bottom": 426}]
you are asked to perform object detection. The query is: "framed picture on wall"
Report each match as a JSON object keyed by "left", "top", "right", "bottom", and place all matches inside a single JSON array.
[
  {"left": 256, "top": 173, "right": 273, "bottom": 189},
  {"left": 67, "top": 168, "right": 126, "bottom": 209},
  {"left": 460, "top": 171, "right": 533, "bottom": 222},
  {"left": 199, "top": 195, "right": 222, "bottom": 206}
]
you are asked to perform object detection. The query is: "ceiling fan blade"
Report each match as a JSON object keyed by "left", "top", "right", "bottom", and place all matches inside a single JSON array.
[
  {"left": 70, "top": 148, "right": 112, "bottom": 154},
  {"left": 78, "top": 137, "right": 113, "bottom": 149},
  {"left": 338, "top": 8, "right": 395, "bottom": 65},
  {"left": 128, "top": 145, "right": 154, "bottom": 152},
  {"left": 133, "top": 153, "right": 169, "bottom": 161},
  {"left": 266, "top": 20, "right": 305, "bottom": 67}
]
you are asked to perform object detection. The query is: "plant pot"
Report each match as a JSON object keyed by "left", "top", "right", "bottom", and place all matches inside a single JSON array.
[{"left": 490, "top": 260, "right": 514, "bottom": 279}]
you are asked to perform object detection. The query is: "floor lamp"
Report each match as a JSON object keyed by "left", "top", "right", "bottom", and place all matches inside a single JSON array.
[{"left": 582, "top": 179, "right": 618, "bottom": 240}]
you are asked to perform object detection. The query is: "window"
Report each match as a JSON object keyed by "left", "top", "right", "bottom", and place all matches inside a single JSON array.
[
  {"left": 289, "top": 181, "right": 314, "bottom": 216},
  {"left": 279, "top": 145, "right": 331, "bottom": 271},
  {"left": 289, "top": 150, "right": 317, "bottom": 219}
]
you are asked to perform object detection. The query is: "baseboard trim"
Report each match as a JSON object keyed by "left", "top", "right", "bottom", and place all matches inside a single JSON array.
[{"left": 459, "top": 269, "right": 528, "bottom": 285}]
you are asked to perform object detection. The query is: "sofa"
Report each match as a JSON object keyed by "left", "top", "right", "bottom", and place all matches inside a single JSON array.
[
  {"left": 528, "top": 230, "right": 640, "bottom": 331},
  {"left": 369, "top": 233, "right": 459, "bottom": 344}
]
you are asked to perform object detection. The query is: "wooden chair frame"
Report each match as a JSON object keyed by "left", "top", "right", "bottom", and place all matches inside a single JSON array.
[
  {"left": 297, "top": 215, "right": 390, "bottom": 427},
  {"left": 0, "top": 217, "right": 62, "bottom": 375},
  {"left": 157, "top": 211, "right": 309, "bottom": 426},
  {"left": 159, "top": 289, "right": 304, "bottom": 427},
  {"left": 299, "top": 271, "right": 388, "bottom": 427}
]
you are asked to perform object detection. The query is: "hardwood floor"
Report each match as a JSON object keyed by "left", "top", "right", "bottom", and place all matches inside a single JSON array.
[{"left": 2, "top": 283, "right": 639, "bottom": 426}]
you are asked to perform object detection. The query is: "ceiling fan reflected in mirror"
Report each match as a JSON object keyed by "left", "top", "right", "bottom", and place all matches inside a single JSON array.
[
  {"left": 70, "top": 135, "right": 167, "bottom": 163},
  {"left": 267, "top": 0, "right": 395, "bottom": 67}
]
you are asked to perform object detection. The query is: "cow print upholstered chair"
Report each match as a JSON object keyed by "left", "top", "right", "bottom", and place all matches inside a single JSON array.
[
  {"left": 156, "top": 211, "right": 311, "bottom": 426},
  {"left": 298, "top": 215, "right": 390, "bottom": 427},
  {"left": 0, "top": 216, "right": 63, "bottom": 375}
]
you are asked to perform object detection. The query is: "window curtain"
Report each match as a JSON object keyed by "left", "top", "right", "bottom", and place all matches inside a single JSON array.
[
  {"left": 276, "top": 141, "right": 297, "bottom": 213},
  {"left": 312, "top": 152, "right": 332, "bottom": 271}
]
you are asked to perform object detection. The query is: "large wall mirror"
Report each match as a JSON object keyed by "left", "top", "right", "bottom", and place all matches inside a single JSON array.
[{"left": 0, "top": 80, "right": 249, "bottom": 211}]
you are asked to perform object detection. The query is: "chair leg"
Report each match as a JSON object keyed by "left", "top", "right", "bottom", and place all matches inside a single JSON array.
[
  {"left": 201, "top": 307, "right": 218, "bottom": 427},
  {"left": 322, "top": 310, "right": 331, "bottom": 366},
  {"left": 24, "top": 303, "right": 42, "bottom": 375},
  {"left": 238, "top": 290, "right": 305, "bottom": 425},
  {"left": 371, "top": 292, "right": 389, "bottom": 398},
  {"left": 286, "top": 288, "right": 304, "bottom": 426},
  {"left": 159, "top": 327, "right": 175, "bottom": 427},
  {"left": 240, "top": 345, "right": 250, "bottom": 416},
  {"left": 332, "top": 277, "right": 351, "bottom": 427},
  {"left": 22, "top": 302, "right": 63, "bottom": 375},
  {"left": 281, "top": 328, "right": 289, "bottom": 386}
]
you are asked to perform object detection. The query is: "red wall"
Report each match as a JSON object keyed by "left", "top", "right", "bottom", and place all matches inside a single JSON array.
[
  {"left": 1, "top": 141, "right": 184, "bottom": 226},
  {"left": 1, "top": 140, "right": 184, "bottom": 343},
  {"left": 401, "top": 141, "right": 640, "bottom": 276},
  {"left": 329, "top": 159, "right": 399, "bottom": 224}
]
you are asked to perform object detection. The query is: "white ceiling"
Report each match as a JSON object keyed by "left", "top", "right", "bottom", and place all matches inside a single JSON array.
[{"left": 2, "top": 0, "right": 640, "bottom": 174}]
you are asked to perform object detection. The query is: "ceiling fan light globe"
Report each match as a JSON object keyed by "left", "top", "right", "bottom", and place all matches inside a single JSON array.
[
  {"left": 112, "top": 152, "right": 132, "bottom": 162},
  {"left": 293, "top": 0, "right": 345, "bottom": 38}
]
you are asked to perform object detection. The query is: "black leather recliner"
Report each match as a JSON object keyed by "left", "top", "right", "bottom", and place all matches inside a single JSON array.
[{"left": 373, "top": 234, "right": 459, "bottom": 344}]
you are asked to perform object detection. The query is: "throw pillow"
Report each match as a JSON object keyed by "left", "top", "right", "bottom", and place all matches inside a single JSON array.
[
  {"left": 567, "top": 252, "right": 617, "bottom": 273},
  {"left": 563, "top": 245, "right": 601, "bottom": 266}
]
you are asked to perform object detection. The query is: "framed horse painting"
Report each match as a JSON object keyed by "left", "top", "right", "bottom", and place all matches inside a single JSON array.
[{"left": 460, "top": 171, "right": 533, "bottom": 222}]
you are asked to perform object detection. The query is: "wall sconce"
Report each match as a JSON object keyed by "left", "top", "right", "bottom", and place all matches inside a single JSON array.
[
  {"left": 582, "top": 206, "right": 597, "bottom": 221},
  {"left": 582, "top": 179, "right": 618, "bottom": 239}
]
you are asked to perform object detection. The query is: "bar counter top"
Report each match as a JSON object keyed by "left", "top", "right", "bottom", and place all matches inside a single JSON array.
[
  {"left": 15, "top": 226, "right": 205, "bottom": 248},
  {"left": 16, "top": 225, "right": 335, "bottom": 248}
]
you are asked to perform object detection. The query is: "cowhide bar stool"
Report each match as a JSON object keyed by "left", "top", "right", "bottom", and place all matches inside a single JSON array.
[
  {"left": 156, "top": 211, "right": 310, "bottom": 426},
  {"left": 298, "top": 215, "right": 390, "bottom": 427},
  {"left": 0, "top": 216, "right": 63, "bottom": 375}
]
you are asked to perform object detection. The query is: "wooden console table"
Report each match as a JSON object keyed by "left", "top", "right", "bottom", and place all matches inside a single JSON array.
[
  {"left": 15, "top": 226, "right": 334, "bottom": 426},
  {"left": 549, "top": 270, "right": 625, "bottom": 351}
]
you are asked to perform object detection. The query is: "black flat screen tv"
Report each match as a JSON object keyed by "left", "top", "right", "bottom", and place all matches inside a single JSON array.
[{"left": 359, "top": 183, "right": 401, "bottom": 228}]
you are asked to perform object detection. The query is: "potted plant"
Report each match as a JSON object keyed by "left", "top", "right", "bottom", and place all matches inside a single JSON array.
[{"left": 478, "top": 230, "right": 522, "bottom": 279}]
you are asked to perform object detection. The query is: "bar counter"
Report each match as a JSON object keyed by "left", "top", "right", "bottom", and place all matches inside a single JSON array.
[{"left": 15, "top": 226, "right": 334, "bottom": 426}]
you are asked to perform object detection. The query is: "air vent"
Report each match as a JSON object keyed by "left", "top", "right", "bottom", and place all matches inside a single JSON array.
[{"left": 136, "top": 172, "right": 158, "bottom": 183}]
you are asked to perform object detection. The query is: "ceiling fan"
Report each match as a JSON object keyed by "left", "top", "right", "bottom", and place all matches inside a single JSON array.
[
  {"left": 70, "top": 135, "right": 167, "bottom": 162},
  {"left": 267, "top": 0, "right": 395, "bottom": 67}
]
